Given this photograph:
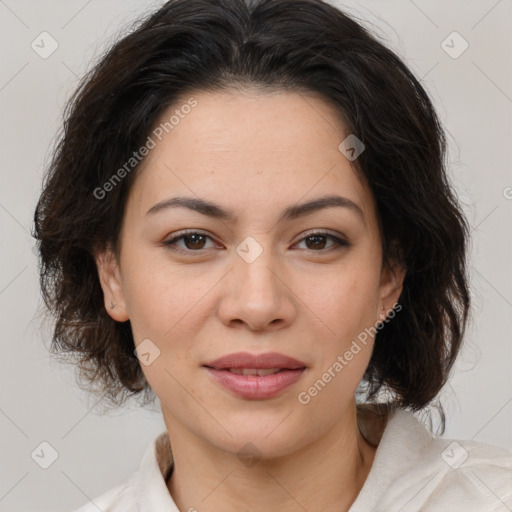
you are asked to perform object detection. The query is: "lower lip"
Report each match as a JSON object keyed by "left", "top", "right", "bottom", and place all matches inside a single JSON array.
[{"left": 205, "top": 368, "right": 306, "bottom": 399}]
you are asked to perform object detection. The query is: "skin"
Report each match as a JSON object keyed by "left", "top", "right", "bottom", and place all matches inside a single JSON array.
[{"left": 96, "top": 89, "right": 405, "bottom": 512}]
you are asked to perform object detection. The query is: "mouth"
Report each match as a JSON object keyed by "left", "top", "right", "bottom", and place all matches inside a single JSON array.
[
  {"left": 203, "top": 351, "right": 307, "bottom": 371},
  {"left": 203, "top": 352, "right": 307, "bottom": 399},
  {"left": 215, "top": 368, "right": 292, "bottom": 376}
]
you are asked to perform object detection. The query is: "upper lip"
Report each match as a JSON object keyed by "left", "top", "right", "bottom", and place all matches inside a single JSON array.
[{"left": 204, "top": 352, "right": 307, "bottom": 370}]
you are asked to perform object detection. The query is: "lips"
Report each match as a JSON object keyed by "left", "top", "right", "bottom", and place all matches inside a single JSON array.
[
  {"left": 203, "top": 352, "right": 307, "bottom": 399},
  {"left": 204, "top": 351, "right": 307, "bottom": 371}
]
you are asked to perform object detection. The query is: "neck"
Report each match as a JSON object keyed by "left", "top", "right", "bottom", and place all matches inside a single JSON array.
[{"left": 164, "top": 401, "right": 378, "bottom": 512}]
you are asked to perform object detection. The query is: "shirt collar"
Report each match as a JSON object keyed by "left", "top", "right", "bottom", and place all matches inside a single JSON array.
[
  {"left": 137, "top": 430, "right": 178, "bottom": 511},
  {"left": 135, "top": 404, "right": 402, "bottom": 511}
]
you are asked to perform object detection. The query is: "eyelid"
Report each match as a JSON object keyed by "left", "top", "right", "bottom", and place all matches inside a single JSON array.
[
  {"left": 163, "top": 229, "right": 220, "bottom": 247},
  {"left": 292, "top": 230, "right": 350, "bottom": 250},
  {"left": 296, "top": 228, "right": 347, "bottom": 242}
]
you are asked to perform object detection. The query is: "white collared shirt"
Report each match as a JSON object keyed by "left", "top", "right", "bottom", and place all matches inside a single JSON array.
[{"left": 73, "top": 408, "right": 512, "bottom": 511}]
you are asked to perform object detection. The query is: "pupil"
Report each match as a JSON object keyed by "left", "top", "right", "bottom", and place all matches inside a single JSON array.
[
  {"left": 307, "top": 235, "right": 326, "bottom": 250},
  {"left": 186, "top": 234, "right": 205, "bottom": 249}
]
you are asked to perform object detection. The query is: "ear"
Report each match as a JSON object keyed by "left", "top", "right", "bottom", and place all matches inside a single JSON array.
[
  {"left": 378, "top": 258, "right": 406, "bottom": 321},
  {"left": 94, "top": 247, "right": 130, "bottom": 322}
]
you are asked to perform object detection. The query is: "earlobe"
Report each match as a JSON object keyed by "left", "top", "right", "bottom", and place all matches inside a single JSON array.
[{"left": 95, "top": 248, "right": 130, "bottom": 322}]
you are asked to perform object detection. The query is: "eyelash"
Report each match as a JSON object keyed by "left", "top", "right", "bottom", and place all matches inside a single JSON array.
[{"left": 162, "top": 230, "right": 350, "bottom": 254}]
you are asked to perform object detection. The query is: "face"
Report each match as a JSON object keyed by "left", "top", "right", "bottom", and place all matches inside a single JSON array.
[{"left": 97, "top": 89, "right": 404, "bottom": 458}]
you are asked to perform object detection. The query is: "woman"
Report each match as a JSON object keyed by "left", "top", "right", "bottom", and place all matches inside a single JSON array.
[{"left": 33, "top": 0, "right": 512, "bottom": 510}]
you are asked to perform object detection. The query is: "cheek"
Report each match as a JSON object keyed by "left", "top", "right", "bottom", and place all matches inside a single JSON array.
[
  {"left": 296, "top": 264, "right": 378, "bottom": 416},
  {"left": 120, "top": 248, "right": 201, "bottom": 339},
  {"left": 121, "top": 253, "right": 210, "bottom": 404},
  {"left": 303, "top": 256, "right": 381, "bottom": 349},
  {"left": 121, "top": 251, "right": 223, "bottom": 397}
]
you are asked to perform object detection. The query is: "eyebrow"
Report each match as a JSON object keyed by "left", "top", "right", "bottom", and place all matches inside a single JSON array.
[{"left": 146, "top": 194, "right": 364, "bottom": 222}]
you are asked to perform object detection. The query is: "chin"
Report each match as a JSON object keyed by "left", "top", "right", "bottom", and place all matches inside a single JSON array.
[{"left": 203, "top": 407, "right": 313, "bottom": 458}]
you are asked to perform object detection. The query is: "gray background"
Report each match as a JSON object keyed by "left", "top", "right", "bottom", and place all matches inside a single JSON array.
[{"left": 0, "top": 0, "right": 511, "bottom": 510}]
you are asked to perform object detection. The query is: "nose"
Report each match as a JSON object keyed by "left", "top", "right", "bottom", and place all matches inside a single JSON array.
[{"left": 217, "top": 245, "right": 297, "bottom": 332}]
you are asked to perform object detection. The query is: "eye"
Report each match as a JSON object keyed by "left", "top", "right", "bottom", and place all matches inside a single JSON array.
[
  {"left": 162, "top": 230, "right": 350, "bottom": 254},
  {"left": 163, "top": 230, "right": 220, "bottom": 253},
  {"left": 294, "top": 231, "right": 350, "bottom": 251}
]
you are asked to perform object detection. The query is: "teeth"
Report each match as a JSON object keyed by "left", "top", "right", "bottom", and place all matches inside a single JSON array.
[{"left": 227, "top": 368, "right": 282, "bottom": 376}]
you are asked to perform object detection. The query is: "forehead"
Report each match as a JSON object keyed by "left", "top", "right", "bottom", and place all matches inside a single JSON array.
[{"left": 127, "top": 89, "right": 376, "bottom": 228}]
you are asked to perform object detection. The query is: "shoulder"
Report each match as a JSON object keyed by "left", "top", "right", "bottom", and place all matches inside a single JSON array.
[
  {"left": 71, "top": 475, "right": 138, "bottom": 512},
  {"left": 70, "top": 430, "right": 173, "bottom": 512},
  {"left": 419, "top": 434, "right": 512, "bottom": 510},
  {"left": 379, "top": 408, "right": 512, "bottom": 511}
]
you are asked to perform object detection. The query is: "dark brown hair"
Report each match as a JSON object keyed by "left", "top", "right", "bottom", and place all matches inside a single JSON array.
[{"left": 34, "top": 0, "right": 471, "bottom": 417}]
